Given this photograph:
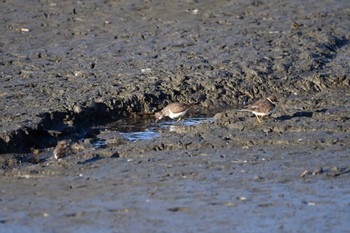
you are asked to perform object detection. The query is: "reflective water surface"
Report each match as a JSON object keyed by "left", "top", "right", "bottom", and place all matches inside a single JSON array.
[{"left": 91, "top": 117, "right": 214, "bottom": 147}]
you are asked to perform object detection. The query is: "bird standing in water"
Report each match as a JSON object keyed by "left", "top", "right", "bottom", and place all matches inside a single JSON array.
[{"left": 155, "top": 102, "right": 196, "bottom": 122}]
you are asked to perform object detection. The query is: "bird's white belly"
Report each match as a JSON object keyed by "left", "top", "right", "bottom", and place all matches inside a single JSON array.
[
  {"left": 252, "top": 111, "right": 270, "bottom": 116},
  {"left": 169, "top": 109, "right": 187, "bottom": 119},
  {"left": 252, "top": 107, "right": 276, "bottom": 117}
]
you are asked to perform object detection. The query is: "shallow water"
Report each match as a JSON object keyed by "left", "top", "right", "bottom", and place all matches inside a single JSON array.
[
  {"left": 119, "top": 130, "right": 161, "bottom": 142},
  {"left": 91, "top": 138, "right": 108, "bottom": 149},
  {"left": 92, "top": 117, "right": 213, "bottom": 147}
]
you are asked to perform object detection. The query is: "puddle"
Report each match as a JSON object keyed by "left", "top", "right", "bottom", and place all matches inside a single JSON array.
[
  {"left": 159, "top": 117, "right": 214, "bottom": 132},
  {"left": 119, "top": 131, "right": 161, "bottom": 142},
  {"left": 93, "top": 117, "right": 213, "bottom": 145},
  {"left": 159, "top": 117, "right": 214, "bottom": 128},
  {"left": 91, "top": 139, "right": 108, "bottom": 149}
]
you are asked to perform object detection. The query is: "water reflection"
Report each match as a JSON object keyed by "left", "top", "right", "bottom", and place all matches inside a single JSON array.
[
  {"left": 99, "top": 117, "right": 213, "bottom": 142},
  {"left": 91, "top": 139, "right": 107, "bottom": 149},
  {"left": 163, "top": 117, "right": 214, "bottom": 132},
  {"left": 119, "top": 131, "right": 160, "bottom": 141}
]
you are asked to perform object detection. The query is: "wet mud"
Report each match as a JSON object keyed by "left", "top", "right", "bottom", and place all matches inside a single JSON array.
[{"left": 1, "top": 0, "right": 349, "bottom": 232}]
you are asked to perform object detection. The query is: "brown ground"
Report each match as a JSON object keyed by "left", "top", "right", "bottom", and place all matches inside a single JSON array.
[{"left": 0, "top": 0, "right": 349, "bottom": 232}]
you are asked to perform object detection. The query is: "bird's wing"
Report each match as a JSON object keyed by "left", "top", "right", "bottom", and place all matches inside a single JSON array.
[
  {"left": 171, "top": 104, "right": 188, "bottom": 113},
  {"left": 246, "top": 105, "right": 258, "bottom": 110}
]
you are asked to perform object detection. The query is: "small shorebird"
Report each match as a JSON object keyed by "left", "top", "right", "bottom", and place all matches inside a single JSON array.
[
  {"left": 238, "top": 95, "right": 278, "bottom": 123},
  {"left": 155, "top": 102, "right": 196, "bottom": 122},
  {"left": 53, "top": 140, "right": 69, "bottom": 160}
]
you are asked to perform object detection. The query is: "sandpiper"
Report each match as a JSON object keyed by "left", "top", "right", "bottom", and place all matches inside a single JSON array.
[
  {"left": 155, "top": 102, "right": 196, "bottom": 122},
  {"left": 239, "top": 95, "right": 278, "bottom": 123},
  {"left": 53, "top": 140, "right": 69, "bottom": 160}
]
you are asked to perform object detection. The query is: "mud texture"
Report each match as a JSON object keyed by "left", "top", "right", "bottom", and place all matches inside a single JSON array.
[{"left": 1, "top": 0, "right": 350, "bottom": 232}]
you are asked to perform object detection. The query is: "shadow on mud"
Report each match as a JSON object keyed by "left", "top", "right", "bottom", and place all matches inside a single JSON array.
[{"left": 277, "top": 109, "right": 328, "bottom": 121}]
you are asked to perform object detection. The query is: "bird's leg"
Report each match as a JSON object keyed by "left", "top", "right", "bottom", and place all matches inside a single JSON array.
[
  {"left": 255, "top": 115, "right": 262, "bottom": 123},
  {"left": 176, "top": 116, "right": 186, "bottom": 124}
]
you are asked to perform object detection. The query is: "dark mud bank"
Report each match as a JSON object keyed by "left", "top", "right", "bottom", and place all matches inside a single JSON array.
[{"left": 0, "top": 93, "right": 157, "bottom": 153}]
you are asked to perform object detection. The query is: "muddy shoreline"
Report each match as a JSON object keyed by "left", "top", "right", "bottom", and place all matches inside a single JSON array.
[{"left": 1, "top": 0, "right": 349, "bottom": 232}]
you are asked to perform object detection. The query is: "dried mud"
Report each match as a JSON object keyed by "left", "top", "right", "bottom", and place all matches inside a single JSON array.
[{"left": 0, "top": 0, "right": 349, "bottom": 232}]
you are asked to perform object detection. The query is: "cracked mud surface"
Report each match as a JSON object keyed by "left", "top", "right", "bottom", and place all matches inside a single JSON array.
[{"left": 0, "top": 0, "right": 349, "bottom": 232}]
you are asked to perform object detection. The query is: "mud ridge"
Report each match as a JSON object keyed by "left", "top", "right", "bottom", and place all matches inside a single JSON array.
[{"left": 0, "top": 93, "right": 158, "bottom": 154}]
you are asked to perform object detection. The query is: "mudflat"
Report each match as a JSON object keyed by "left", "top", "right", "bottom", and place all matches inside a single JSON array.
[{"left": 0, "top": 0, "right": 349, "bottom": 232}]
